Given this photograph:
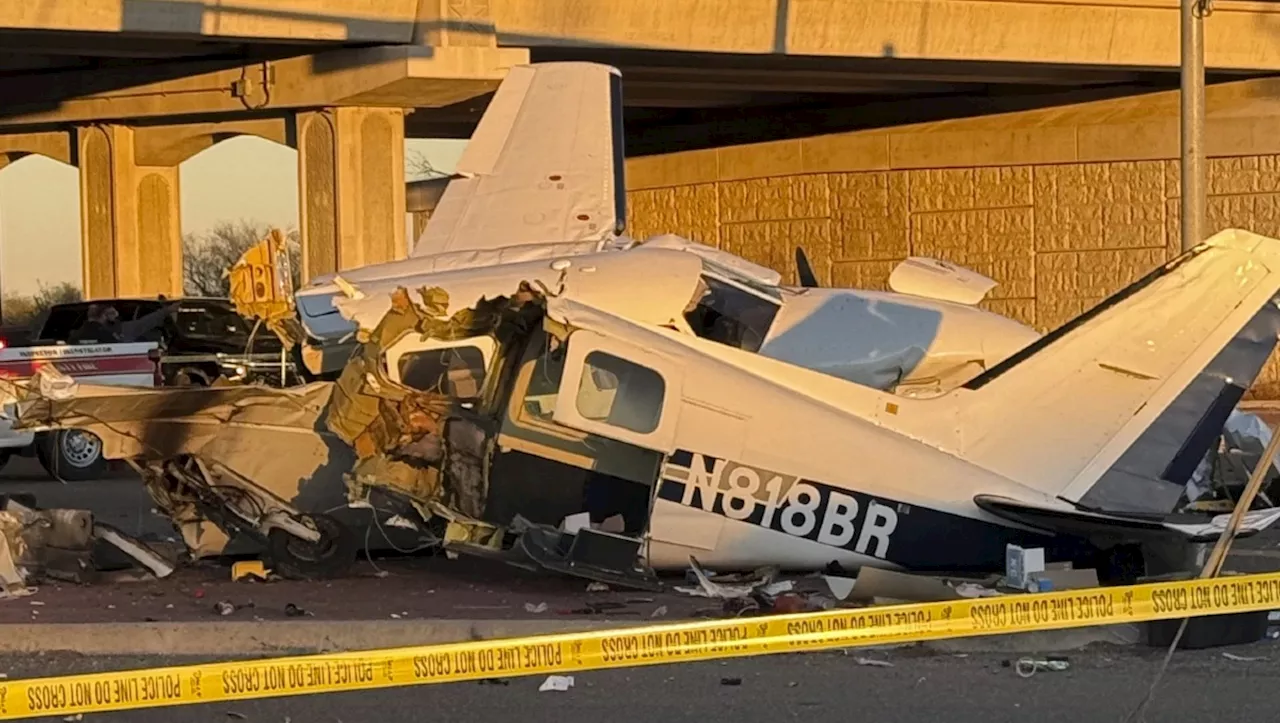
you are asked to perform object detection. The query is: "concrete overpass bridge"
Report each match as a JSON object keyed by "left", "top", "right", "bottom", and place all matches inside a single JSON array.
[{"left": 2, "top": 0, "right": 1280, "bottom": 301}]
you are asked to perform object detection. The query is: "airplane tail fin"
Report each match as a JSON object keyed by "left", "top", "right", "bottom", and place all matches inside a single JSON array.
[
  {"left": 412, "top": 62, "right": 626, "bottom": 258},
  {"left": 955, "top": 229, "right": 1280, "bottom": 516}
]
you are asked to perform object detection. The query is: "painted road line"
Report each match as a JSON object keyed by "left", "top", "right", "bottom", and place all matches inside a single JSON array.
[{"left": 4, "top": 571, "right": 1280, "bottom": 720}]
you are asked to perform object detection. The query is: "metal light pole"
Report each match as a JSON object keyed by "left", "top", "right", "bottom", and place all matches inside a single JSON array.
[{"left": 1180, "top": 0, "right": 1207, "bottom": 252}]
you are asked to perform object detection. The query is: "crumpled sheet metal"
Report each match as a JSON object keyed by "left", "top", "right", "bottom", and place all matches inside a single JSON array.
[
  {"left": 14, "top": 380, "right": 352, "bottom": 560},
  {"left": 325, "top": 283, "right": 542, "bottom": 519},
  {"left": 14, "top": 381, "right": 333, "bottom": 461},
  {"left": 0, "top": 502, "right": 95, "bottom": 592}
]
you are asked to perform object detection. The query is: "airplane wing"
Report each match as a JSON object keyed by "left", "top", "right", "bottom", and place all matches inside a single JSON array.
[
  {"left": 412, "top": 62, "right": 627, "bottom": 258},
  {"left": 953, "top": 228, "right": 1280, "bottom": 530}
]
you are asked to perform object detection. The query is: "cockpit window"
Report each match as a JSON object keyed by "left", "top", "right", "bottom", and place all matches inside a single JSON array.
[{"left": 684, "top": 275, "right": 780, "bottom": 353}]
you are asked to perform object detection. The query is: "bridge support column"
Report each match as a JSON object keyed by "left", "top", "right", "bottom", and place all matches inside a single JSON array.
[
  {"left": 77, "top": 125, "right": 182, "bottom": 299},
  {"left": 295, "top": 107, "right": 406, "bottom": 281}
]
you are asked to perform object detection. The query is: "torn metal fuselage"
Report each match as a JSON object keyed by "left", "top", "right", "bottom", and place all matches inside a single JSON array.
[
  {"left": 329, "top": 282, "right": 664, "bottom": 590},
  {"left": 11, "top": 379, "right": 358, "bottom": 576}
]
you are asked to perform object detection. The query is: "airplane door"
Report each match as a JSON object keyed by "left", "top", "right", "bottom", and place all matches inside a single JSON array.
[
  {"left": 549, "top": 329, "right": 682, "bottom": 452},
  {"left": 548, "top": 329, "right": 728, "bottom": 557}
]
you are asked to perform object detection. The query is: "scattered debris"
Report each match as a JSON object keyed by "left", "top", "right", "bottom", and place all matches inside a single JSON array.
[
  {"left": 538, "top": 675, "right": 574, "bottom": 692},
  {"left": 651, "top": 605, "right": 668, "bottom": 618},
  {"left": 524, "top": 602, "right": 548, "bottom": 614},
  {"left": 284, "top": 603, "right": 311, "bottom": 618},
  {"left": 1012, "top": 657, "right": 1070, "bottom": 677},
  {"left": 227, "top": 713, "right": 248, "bottom": 720},
  {"left": 586, "top": 582, "right": 610, "bottom": 593},
  {"left": 720, "top": 677, "right": 742, "bottom": 686},
  {"left": 214, "top": 601, "right": 236, "bottom": 616},
  {"left": 1222, "top": 652, "right": 1267, "bottom": 662},
  {"left": 853, "top": 658, "right": 894, "bottom": 668},
  {"left": 232, "top": 561, "right": 271, "bottom": 582}
]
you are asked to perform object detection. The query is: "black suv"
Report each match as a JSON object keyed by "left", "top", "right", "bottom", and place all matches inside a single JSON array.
[{"left": 30, "top": 297, "right": 299, "bottom": 387}]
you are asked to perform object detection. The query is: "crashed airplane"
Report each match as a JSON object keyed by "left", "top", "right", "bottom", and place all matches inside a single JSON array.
[{"left": 11, "top": 61, "right": 1280, "bottom": 591}]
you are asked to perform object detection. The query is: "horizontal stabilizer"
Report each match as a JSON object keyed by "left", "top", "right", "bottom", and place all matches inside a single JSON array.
[
  {"left": 957, "top": 229, "right": 1280, "bottom": 516},
  {"left": 975, "top": 494, "right": 1280, "bottom": 543}
]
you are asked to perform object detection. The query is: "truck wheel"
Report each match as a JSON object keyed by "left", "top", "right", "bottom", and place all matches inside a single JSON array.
[
  {"left": 172, "top": 368, "right": 210, "bottom": 387},
  {"left": 266, "top": 514, "right": 357, "bottom": 580},
  {"left": 36, "top": 430, "right": 110, "bottom": 481}
]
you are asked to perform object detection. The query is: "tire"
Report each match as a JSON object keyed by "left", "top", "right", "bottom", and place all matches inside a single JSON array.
[
  {"left": 266, "top": 513, "right": 357, "bottom": 580},
  {"left": 172, "top": 368, "right": 210, "bottom": 387},
  {"left": 36, "top": 429, "right": 110, "bottom": 481}
]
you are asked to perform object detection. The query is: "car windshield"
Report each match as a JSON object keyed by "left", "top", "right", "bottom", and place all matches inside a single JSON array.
[{"left": 176, "top": 302, "right": 252, "bottom": 337}]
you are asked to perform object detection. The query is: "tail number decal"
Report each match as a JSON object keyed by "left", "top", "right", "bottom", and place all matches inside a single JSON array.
[{"left": 659, "top": 451, "right": 900, "bottom": 559}]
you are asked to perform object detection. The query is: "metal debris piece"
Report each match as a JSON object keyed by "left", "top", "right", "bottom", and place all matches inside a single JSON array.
[
  {"left": 1014, "top": 658, "right": 1070, "bottom": 677},
  {"left": 538, "top": 675, "right": 574, "bottom": 692},
  {"left": 854, "top": 658, "right": 894, "bottom": 667}
]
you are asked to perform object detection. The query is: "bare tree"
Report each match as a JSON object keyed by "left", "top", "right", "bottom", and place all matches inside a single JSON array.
[
  {"left": 407, "top": 150, "right": 450, "bottom": 181},
  {"left": 183, "top": 220, "right": 302, "bottom": 297},
  {"left": 1, "top": 280, "right": 82, "bottom": 326}
]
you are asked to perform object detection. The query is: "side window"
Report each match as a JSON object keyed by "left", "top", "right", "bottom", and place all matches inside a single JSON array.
[
  {"left": 398, "top": 345, "right": 487, "bottom": 398},
  {"left": 521, "top": 340, "right": 566, "bottom": 421},
  {"left": 683, "top": 276, "right": 780, "bottom": 353},
  {"left": 575, "top": 351, "right": 665, "bottom": 434}
]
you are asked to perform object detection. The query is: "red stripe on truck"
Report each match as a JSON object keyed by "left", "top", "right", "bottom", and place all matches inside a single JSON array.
[{"left": 0, "top": 355, "right": 156, "bottom": 379}]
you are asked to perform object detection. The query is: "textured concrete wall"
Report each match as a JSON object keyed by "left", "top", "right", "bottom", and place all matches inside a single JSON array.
[{"left": 624, "top": 86, "right": 1280, "bottom": 398}]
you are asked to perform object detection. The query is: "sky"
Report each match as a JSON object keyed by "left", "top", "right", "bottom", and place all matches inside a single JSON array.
[{"left": 0, "top": 137, "right": 467, "bottom": 296}]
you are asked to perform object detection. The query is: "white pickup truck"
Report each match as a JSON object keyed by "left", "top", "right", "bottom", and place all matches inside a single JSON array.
[{"left": 0, "top": 341, "right": 159, "bottom": 479}]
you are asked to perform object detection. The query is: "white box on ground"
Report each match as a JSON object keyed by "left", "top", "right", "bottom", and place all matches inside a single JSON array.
[
  {"left": 1006, "top": 544, "right": 1045, "bottom": 590},
  {"left": 561, "top": 512, "right": 591, "bottom": 534}
]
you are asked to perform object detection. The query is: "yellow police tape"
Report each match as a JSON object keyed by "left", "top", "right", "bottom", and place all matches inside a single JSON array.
[{"left": 5, "top": 570, "right": 1280, "bottom": 720}]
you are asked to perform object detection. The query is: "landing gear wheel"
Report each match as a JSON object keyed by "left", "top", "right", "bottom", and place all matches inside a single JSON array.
[
  {"left": 36, "top": 430, "right": 109, "bottom": 481},
  {"left": 267, "top": 514, "right": 357, "bottom": 580}
]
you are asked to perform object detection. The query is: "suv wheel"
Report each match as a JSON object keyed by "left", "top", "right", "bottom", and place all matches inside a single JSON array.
[{"left": 37, "top": 429, "right": 110, "bottom": 481}]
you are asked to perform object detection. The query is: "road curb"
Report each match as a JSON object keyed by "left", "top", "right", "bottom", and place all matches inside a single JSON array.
[{"left": 0, "top": 618, "right": 1142, "bottom": 657}]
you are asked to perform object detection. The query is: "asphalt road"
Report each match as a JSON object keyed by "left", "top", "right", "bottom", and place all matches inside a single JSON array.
[
  {"left": 0, "top": 456, "right": 175, "bottom": 541},
  {"left": 4, "top": 644, "right": 1280, "bottom": 723}
]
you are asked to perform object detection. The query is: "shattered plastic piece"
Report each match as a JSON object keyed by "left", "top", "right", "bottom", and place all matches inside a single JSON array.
[
  {"left": 651, "top": 605, "right": 668, "bottom": 618},
  {"left": 231, "top": 560, "right": 271, "bottom": 582},
  {"left": 385, "top": 515, "right": 419, "bottom": 531},
  {"left": 524, "top": 602, "right": 549, "bottom": 613},
  {"left": 586, "top": 582, "right": 610, "bottom": 593},
  {"left": 1014, "top": 658, "right": 1069, "bottom": 677},
  {"left": 34, "top": 366, "right": 77, "bottom": 401},
  {"left": 538, "top": 675, "right": 574, "bottom": 692},
  {"left": 214, "top": 601, "right": 235, "bottom": 616},
  {"left": 675, "top": 557, "right": 757, "bottom": 599},
  {"left": 953, "top": 582, "right": 1003, "bottom": 598}
]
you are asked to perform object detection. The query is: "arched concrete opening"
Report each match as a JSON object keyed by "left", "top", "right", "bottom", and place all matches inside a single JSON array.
[
  {"left": 179, "top": 135, "right": 299, "bottom": 297},
  {"left": 0, "top": 153, "right": 82, "bottom": 326},
  {"left": 404, "top": 137, "right": 466, "bottom": 251}
]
